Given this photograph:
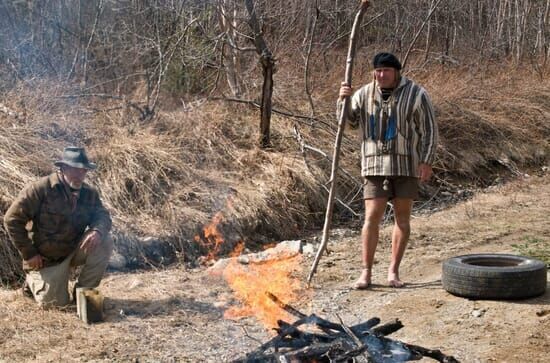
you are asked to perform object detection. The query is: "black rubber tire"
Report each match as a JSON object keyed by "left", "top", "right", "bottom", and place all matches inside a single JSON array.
[{"left": 442, "top": 254, "right": 547, "bottom": 299}]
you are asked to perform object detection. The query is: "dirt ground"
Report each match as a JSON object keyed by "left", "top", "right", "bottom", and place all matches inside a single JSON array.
[{"left": 1, "top": 174, "right": 549, "bottom": 363}]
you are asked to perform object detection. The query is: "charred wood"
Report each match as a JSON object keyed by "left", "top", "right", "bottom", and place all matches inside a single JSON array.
[
  {"left": 371, "top": 318, "right": 404, "bottom": 336},
  {"left": 234, "top": 293, "right": 459, "bottom": 363}
]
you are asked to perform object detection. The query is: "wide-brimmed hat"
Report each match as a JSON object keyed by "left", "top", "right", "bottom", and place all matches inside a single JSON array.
[{"left": 54, "top": 146, "right": 97, "bottom": 170}]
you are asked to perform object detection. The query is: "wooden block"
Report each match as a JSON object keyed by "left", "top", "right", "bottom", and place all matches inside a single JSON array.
[{"left": 76, "top": 287, "right": 104, "bottom": 323}]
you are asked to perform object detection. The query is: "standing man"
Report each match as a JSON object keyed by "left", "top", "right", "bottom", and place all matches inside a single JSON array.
[
  {"left": 338, "top": 52, "right": 438, "bottom": 289},
  {"left": 4, "top": 146, "right": 113, "bottom": 306}
]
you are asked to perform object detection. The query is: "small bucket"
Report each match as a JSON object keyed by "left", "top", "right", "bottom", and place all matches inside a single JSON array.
[{"left": 76, "top": 287, "right": 104, "bottom": 323}]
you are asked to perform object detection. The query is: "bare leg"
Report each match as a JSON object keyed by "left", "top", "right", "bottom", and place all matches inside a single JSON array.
[
  {"left": 388, "top": 198, "right": 413, "bottom": 287},
  {"left": 353, "top": 197, "right": 388, "bottom": 289}
]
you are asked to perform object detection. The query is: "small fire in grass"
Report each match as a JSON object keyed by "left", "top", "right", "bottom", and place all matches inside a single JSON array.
[
  {"left": 223, "top": 254, "right": 303, "bottom": 329},
  {"left": 194, "top": 211, "right": 229, "bottom": 261},
  {"left": 196, "top": 208, "right": 304, "bottom": 329}
]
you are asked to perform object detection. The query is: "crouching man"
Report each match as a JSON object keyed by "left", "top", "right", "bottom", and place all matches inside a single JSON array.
[{"left": 4, "top": 146, "right": 113, "bottom": 306}]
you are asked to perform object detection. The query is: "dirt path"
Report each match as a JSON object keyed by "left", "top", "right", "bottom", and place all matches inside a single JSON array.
[
  {"left": 1, "top": 175, "right": 548, "bottom": 362},
  {"left": 314, "top": 174, "right": 549, "bottom": 363}
]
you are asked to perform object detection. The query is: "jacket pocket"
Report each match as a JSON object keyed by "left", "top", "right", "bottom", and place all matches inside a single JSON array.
[
  {"left": 395, "top": 129, "right": 411, "bottom": 156},
  {"left": 38, "top": 204, "right": 66, "bottom": 234},
  {"left": 363, "top": 139, "right": 378, "bottom": 157}
]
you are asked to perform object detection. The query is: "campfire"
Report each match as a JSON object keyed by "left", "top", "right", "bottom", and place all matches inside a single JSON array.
[
  {"left": 197, "top": 209, "right": 307, "bottom": 329},
  {"left": 196, "top": 212, "right": 458, "bottom": 362}
]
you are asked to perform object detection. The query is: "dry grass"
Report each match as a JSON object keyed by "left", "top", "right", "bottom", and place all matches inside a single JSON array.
[
  {"left": 0, "top": 62, "right": 549, "bottom": 284},
  {"left": 422, "top": 66, "right": 550, "bottom": 177},
  {"left": 0, "top": 111, "right": 64, "bottom": 284},
  {"left": 0, "top": 85, "right": 327, "bottom": 283}
]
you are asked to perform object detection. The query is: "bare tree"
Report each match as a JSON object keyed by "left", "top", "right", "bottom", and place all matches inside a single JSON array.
[
  {"left": 218, "top": 0, "right": 242, "bottom": 97},
  {"left": 244, "top": 0, "right": 275, "bottom": 148},
  {"left": 0, "top": 0, "right": 547, "bottom": 102},
  {"left": 303, "top": 0, "right": 319, "bottom": 116}
]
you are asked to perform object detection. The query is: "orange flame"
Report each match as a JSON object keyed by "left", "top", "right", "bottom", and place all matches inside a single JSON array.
[
  {"left": 230, "top": 240, "right": 245, "bottom": 257},
  {"left": 223, "top": 254, "right": 303, "bottom": 329},
  {"left": 197, "top": 203, "right": 305, "bottom": 330},
  {"left": 194, "top": 211, "right": 228, "bottom": 261}
]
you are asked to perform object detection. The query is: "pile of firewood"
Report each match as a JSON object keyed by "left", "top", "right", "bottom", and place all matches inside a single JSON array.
[{"left": 233, "top": 293, "right": 459, "bottom": 363}]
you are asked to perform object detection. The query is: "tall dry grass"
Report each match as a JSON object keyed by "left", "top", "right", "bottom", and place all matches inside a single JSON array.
[
  {"left": 0, "top": 84, "right": 328, "bottom": 284},
  {"left": 422, "top": 66, "right": 550, "bottom": 178}
]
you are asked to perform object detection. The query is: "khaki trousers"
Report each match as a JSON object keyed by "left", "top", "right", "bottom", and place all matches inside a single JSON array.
[{"left": 26, "top": 235, "right": 113, "bottom": 307}]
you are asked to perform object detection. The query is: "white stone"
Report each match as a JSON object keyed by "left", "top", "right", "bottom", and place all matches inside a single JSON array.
[
  {"left": 275, "top": 240, "right": 303, "bottom": 253},
  {"left": 471, "top": 309, "right": 485, "bottom": 318},
  {"left": 208, "top": 240, "right": 303, "bottom": 273},
  {"left": 302, "top": 243, "right": 315, "bottom": 255},
  {"left": 209, "top": 258, "right": 231, "bottom": 273}
]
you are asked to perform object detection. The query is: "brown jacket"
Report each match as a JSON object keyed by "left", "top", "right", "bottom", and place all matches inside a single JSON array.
[{"left": 3, "top": 173, "right": 111, "bottom": 263}]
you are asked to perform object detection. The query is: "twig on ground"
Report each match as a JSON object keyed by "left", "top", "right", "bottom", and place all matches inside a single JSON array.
[{"left": 239, "top": 325, "right": 263, "bottom": 344}]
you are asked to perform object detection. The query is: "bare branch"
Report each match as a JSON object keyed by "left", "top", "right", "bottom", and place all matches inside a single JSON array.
[
  {"left": 304, "top": 1, "right": 319, "bottom": 117},
  {"left": 402, "top": 0, "right": 446, "bottom": 70}
]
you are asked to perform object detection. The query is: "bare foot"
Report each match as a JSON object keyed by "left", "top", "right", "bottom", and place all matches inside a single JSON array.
[
  {"left": 387, "top": 272, "right": 405, "bottom": 288},
  {"left": 352, "top": 269, "right": 371, "bottom": 290}
]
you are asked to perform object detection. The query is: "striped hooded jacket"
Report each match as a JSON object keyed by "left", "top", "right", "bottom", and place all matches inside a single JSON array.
[{"left": 339, "top": 76, "right": 438, "bottom": 177}]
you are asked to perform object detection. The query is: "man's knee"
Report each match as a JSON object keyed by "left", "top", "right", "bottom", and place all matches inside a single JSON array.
[
  {"left": 90, "top": 232, "right": 113, "bottom": 254},
  {"left": 364, "top": 199, "right": 387, "bottom": 224},
  {"left": 34, "top": 287, "right": 71, "bottom": 307},
  {"left": 393, "top": 210, "right": 412, "bottom": 231},
  {"left": 89, "top": 233, "right": 113, "bottom": 264},
  {"left": 393, "top": 198, "right": 413, "bottom": 230},
  {"left": 26, "top": 263, "right": 71, "bottom": 306},
  {"left": 394, "top": 219, "right": 411, "bottom": 233},
  {"left": 74, "top": 234, "right": 112, "bottom": 288},
  {"left": 72, "top": 233, "right": 113, "bottom": 267},
  {"left": 362, "top": 218, "right": 380, "bottom": 232}
]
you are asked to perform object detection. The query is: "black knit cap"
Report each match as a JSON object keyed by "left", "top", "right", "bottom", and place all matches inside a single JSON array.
[{"left": 373, "top": 52, "right": 402, "bottom": 70}]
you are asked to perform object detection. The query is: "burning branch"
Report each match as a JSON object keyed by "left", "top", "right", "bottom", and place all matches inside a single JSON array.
[{"left": 265, "top": 292, "right": 306, "bottom": 319}]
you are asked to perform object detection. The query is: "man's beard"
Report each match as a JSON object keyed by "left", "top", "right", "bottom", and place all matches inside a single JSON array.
[
  {"left": 66, "top": 180, "right": 82, "bottom": 190},
  {"left": 61, "top": 172, "right": 82, "bottom": 190}
]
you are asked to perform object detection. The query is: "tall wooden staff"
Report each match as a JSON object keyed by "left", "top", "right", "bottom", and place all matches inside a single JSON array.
[{"left": 307, "top": 0, "right": 370, "bottom": 286}]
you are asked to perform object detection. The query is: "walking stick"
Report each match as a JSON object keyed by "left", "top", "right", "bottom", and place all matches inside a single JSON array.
[{"left": 307, "top": 0, "right": 370, "bottom": 286}]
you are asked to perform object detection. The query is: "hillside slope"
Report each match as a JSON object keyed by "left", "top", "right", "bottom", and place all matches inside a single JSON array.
[{"left": 0, "top": 66, "right": 548, "bottom": 285}]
